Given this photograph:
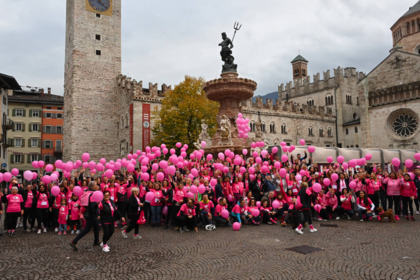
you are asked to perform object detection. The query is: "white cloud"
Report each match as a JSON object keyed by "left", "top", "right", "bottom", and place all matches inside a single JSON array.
[{"left": 0, "top": 0, "right": 416, "bottom": 95}]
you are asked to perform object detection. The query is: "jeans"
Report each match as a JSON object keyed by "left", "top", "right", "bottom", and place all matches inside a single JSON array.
[
  {"left": 150, "top": 205, "right": 162, "bottom": 225},
  {"left": 358, "top": 208, "right": 373, "bottom": 220},
  {"left": 58, "top": 223, "right": 67, "bottom": 232}
]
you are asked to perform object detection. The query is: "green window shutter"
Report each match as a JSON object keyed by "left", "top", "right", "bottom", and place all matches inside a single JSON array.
[
  {"left": 11, "top": 139, "right": 14, "bottom": 147},
  {"left": 28, "top": 139, "right": 31, "bottom": 148},
  {"left": 23, "top": 110, "right": 26, "bottom": 117},
  {"left": 10, "top": 155, "right": 14, "bottom": 164},
  {"left": 38, "top": 140, "right": 41, "bottom": 148},
  {"left": 22, "top": 139, "right": 25, "bottom": 147},
  {"left": 27, "top": 155, "right": 31, "bottom": 164},
  {"left": 29, "top": 110, "right": 32, "bottom": 117},
  {"left": 12, "top": 124, "right": 15, "bottom": 131},
  {"left": 21, "top": 155, "right": 24, "bottom": 164},
  {"left": 29, "top": 124, "right": 32, "bottom": 132},
  {"left": 22, "top": 124, "right": 25, "bottom": 132},
  {"left": 12, "top": 109, "right": 15, "bottom": 116}
]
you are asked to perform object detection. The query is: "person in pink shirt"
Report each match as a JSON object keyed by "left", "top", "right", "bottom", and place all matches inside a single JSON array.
[
  {"left": 172, "top": 182, "right": 185, "bottom": 230},
  {"left": 57, "top": 199, "right": 69, "bottom": 235},
  {"left": 68, "top": 194, "right": 81, "bottom": 234},
  {"left": 150, "top": 182, "right": 164, "bottom": 227},
  {"left": 368, "top": 173, "right": 380, "bottom": 215},
  {"left": 199, "top": 193, "right": 215, "bottom": 230},
  {"left": 317, "top": 190, "right": 329, "bottom": 221},
  {"left": 232, "top": 176, "right": 243, "bottom": 205},
  {"left": 1, "top": 186, "right": 24, "bottom": 236},
  {"left": 245, "top": 198, "right": 261, "bottom": 225},
  {"left": 36, "top": 184, "right": 50, "bottom": 234},
  {"left": 52, "top": 184, "right": 67, "bottom": 233},
  {"left": 357, "top": 191, "right": 375, "bottom": 221},
  {"left": 336, "top": 188, "right": 355, "bottom": 220},
  {"left": 231, "top": 198, "right": 246, "bottom": 224},
  {"left": 222, "top": 176, "right": 233, "bottom": 204},
  {"left": 177, "top": 198, "right": 198, "bottom": 233},
  {"left": 382, "top": 171, "right": 402, "bottom": 220},
  {"left": 325, "top": 188, "right": 339, "bottom": 219},
  {"left": 214, "top": 197, "right": 231, "bottom": 227},
  {"left": 260, "top": 198, "right": 277, "bottom": 225},
  {"left": 22, "top": 184, "right": 37, "bottom": 232},
  {"left": 400, "top": 173, "right": 416, "bottom": 221}
]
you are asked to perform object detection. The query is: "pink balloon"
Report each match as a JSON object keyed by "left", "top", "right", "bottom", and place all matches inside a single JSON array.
[
  {"left": 331, "top": 173, "right": 339, "bottom": 182},
  {"left": 91, "top": 191, "right": 104, "bottom": 203},
  {"left": 337, "top": 155, "right": 344, "bottom": 164},
  {"left": 210, "top": 178, "right": 217, "bottom": 187},
  {"left": 191, "top": 168, "right": 199, "bottom": 177},
  {"left": 234, "top": 157, "right": 242, "bottom": 166},
  {"left": 299, "top": 139, "right": 306, "bottom": 145},
  {"left": 405, "top": 159, "right": 413, "bottom": 168},
  {"left": 201, "top": 141, "right": 207, "bottom": 148},
  {"left": 349, "top": 181, "right": 356, "bottom": 189},
  {"left": 348, "top": 159, "right": 357, "bottom": 168},
  {"left": 249, "top": 167, "right": 255, "bottom": 174},
  {"left": 312, "top": 183, "right": 322, "bottom": 193},
  {"left": 415, "top": 153, "right": 420, "bottom": 161},
  {"left": 145, "top": 192, "right": 154, "bottom": 201},
  {"left": 251, "top": 142, "right": 256, "bottom": 149},
  {"left": 152, "top": 163, "right": 159, "bottom": 171},
  {"left": 271, "top": 147, "right": 278, "bottom": 154},
  {"left": 88, "top": 161, "right": 96, "bottom": 170},
  {"left": 326, "top": 156, "right": 333, "bottom": 163},
  {"left": 261, "top": 166, "right": 269, "bottom": 174},
  {"left": 323, "top": 178, "right": 331, "bottom": 186},
  {"left": 391, "top": 158, "right": 400, "bottom": 167},
  {"left": 11, "top": 168, "right": 19, "bottom": 176},
  {"left": 279, "top": 168, "right": 287, "bottom": 178},
  {"left": 99, "top": 158, "right": 106, "bottom": 165},
  {"left": 50, "top": 173, "right": 58, "bottom": 181},
  {"left": 198, "top": 185, "right": 206, "bottom": 194},
  {"left": 256, "top": 157, "right": 262, "bottom": 164},
  {"left": 32, "top": 172, "right": 38, "bottom": 180},
  {"left": 186, "top": 192, "right": 194, "bottom": 199},
  {"left": 51, "top": 186, "right": 60, "bottom": 196},
  {"left": 409, "top": 172, "right": 415, "bottom": 180},
  {"left": 232, "top": 222, "right": 241, "bottom": 231},
  {"left": 308, "top": 146, "right": 315, "bottom": 153},
  {"left": 314, "top": 204, "right": 321, "bottom": 213},
  {"left": 281, "top": 155, "right": 288, "bottom": 162},
  {"left": 261, "top": 150, "right": 268, "bottom": 157},
  {"left": 167, "top": 165, "right": 176, "bottom": 175},
  {"left": 24, "top": 170, "right": 33, "bottom": 181},
  {"left": 162, "top": 148, "right": 168, "bottom": 155},
  {"left": 282, "top": 146, "right": 288, "bottom": 153},
  {"left": 295, "top": 174, "right": 302, "bottom": 181},
  {"left": 240, "top": 167, "right": 247, "bottom": 174},
  {"left": 82, "top": 153, "right": 90, "bottom": 162},
  {"left": 342, "top": 162, "right": 349, "bottom": 170},
  {"left": 252, "top": 209, "right": 260, "bottom": 217},
  {"left": 4, "top": 172, "right": 12, "bottom": 182},
  {"left": 221, "top": 209, "right": 229, "bottom": 219},
  {"left": 272, "top": 200, "right": 280, "bottom": 209},
  {"left": 206, "top": 154, "right": 213, "bottom": 161},
  {"left": 190, "top": 185, "right": 198, "bottom": 194},
  {"left": 32, "top": 161, "right": 39, "bottom": 169},
  {"left": 141, "top": 173, "right": 150, "bottom": 181},
  {"left": 256, "top": 201, "right": 261, "bottom": 208},
  {"left": 45, "top": 164, "right": 54, "bottom": 172},
  {"left": 274, "top": 161, "right": 281, "bottom": 169},
  {"left": 157, "top": 172, "right": 164, "bottom": 181},
  {"left": 73, "top": 186, "right": 82, "bottom": 196},
  {"left": 365, "top": 153, "right": 372, "bottom": 161},
  {"left": 218, "top": 153, "right": 225, "bottom": 161},
  {"left": 127, "top": 163, "right": 135, "bottom": 173},
  {"left": 227, "top": 194, "right": 233, "bottom": 202},
  {"left": 82, "top": 162, "right": 89, "bottom": 169},
  {"left": 38, "top": 160, "right": 45, "bottom": 168}
]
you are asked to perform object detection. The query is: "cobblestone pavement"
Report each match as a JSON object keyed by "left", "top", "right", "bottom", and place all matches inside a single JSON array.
[{"left": 0, "top": 218, "right": 420, "bottom": 280}]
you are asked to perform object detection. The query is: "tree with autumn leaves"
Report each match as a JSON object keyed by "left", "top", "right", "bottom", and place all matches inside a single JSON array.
[{"left": 151, "top": 76, "right": 219, "bottom": 152}]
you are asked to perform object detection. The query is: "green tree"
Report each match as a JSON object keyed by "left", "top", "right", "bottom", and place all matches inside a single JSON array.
[{"left": 151, "top": 76, "right": 219, "bottom": 152}]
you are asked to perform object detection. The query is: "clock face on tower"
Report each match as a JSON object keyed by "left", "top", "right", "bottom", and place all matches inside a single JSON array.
[{"left": 86, "top": 0, "right": 112, "bottom": 15}]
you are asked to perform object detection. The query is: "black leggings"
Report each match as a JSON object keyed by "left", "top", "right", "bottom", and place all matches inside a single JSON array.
[
  {"left": 143, "top": 202, "right": 151, "bottom": 225},
  {"left": 51, "top": 208, "right": 59, "bottom": 228},
  {"left": 72, "top": 217, "right": 100, "bottom": 245},
  {"left": 36, "top": 208, "right": 49, "bottom": 229},
  {"left": 300, "top": 209, "right": 313, "bottom": 226},
  {"left": 261, "top": 211, "right": 275, "bottom": 223},
  {"left": 125, "top": 214, "right": 140, "bottom": 235},
  {"left": 414, "top": 197, "right": 419, "bottom": 212},
  {"left": 102, "top": 223, "right": 115, "bottom": 245},
  {"left": 401, "top": 196, "right": 414, "bottom": 217},
  {"left": 369, "top": 192, "right": 380, "bottom": 214},
  {"left": 387, "top": 195, "right": 401, "bottom": 215},
  {"left": 172, "top": 205, "right": 181, "bottom": 226},
  {"left": 214, "top": 216, "right": 230, "bottom": 226},
  {"left": 166, "top": 205, "right": 174, "bottom": 226},
  {"left": 6, "top": 212, "right": 20, "bottom": 230},
  {"left": 177, "top": 215, "right": 197, "bottom": 229},
  {"left": 23, "top": 207, "right": 35, "bottom": 230}
]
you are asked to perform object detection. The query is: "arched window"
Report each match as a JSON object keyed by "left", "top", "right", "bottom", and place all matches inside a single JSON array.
[
  {"left": 269, "top": 123, "right": 275, "bottom": 133},
  {"left": 126, "top": 114, "right": 129, "bottom": 127},
  {"left": 281, "top": 124, "right": 287, "bottom": 134},
  {"left": 308, "top": 127, "right": 313, "bottom": 136},
  {"left": 319, "top": 128, "right": 324, "bottom": 137},
  {"left": 261, "top": 123, "right": 266, "bottom": 133},
  {"left": 121, "top": 116, "right": 124, "bottom": 129},
  {"left": 328, "top": 127, "right": 332, "bottom": 137},
  {"left": 355, "top": 127, "right": 358, "bottom": 133},
  {"left": 294, "top": 69, "right": 300, "bottom": 76},
  {"left": 250, "top": 122, "right": 255, "bottom": 132}
]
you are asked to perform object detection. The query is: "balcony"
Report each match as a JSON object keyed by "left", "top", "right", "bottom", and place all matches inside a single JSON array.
[
  {"left": 2, "top": 120, "right": 13, "bottom": 131},
  {"left": 4, "top": 138, "right": 13, "bottom": 148},
  {"left": 54, "top": 147, "right": 63, "bottom": 158}
]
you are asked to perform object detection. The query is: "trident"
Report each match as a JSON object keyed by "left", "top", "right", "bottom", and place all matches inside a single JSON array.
[{"left": 231, "top": 22, "right": 242, "bottom": 43}]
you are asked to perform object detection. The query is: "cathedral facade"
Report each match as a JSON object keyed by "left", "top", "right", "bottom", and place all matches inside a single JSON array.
[{"left": 63, "top": 0, "right": 420, "bottom": 161}]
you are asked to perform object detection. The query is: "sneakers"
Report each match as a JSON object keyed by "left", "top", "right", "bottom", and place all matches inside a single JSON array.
[
  {"left": 71, "top": 230, "right": 75, "bottom": 235},
  {"left": 102, "top": 245, "right": 110, "bottom": 253},
  {"left": 37, "top": 229, "right": 42, "bottom": 234},
  {"left": 395, "top": 215, "right": 400, "bottom": 221},
  {"left": 205, "top": 224, "right": 216, "bottom": 231},
  {"left": 179, "top": 227, "right": 185, "bottom": 233},
  {"left": 310, "top": 227, "right": 317, "bottom": 233},
  {"left": 411, "top": 216, "right": 415, "bottom": 221},
  {"left": 63, "top": 231, "right": 67, "bottom": 235},
  {"left": 55, "top": 227, "right": 59, "bottom": 232},
  {"left": 100, "top": 242, "right": 111, "bottom": 249},
  {"left": 416, "top": 211, "right": 419, "bottom": 215},
  {"left": 295, "top": 227, "right": 303, "bottom": 234},
  {"left": 133, "top": 234, "right": 142, "bottom": 239},
  {"left": 76, "top": 230, "right": 80, "bottom": 234},
  {"left": 26, "top": 229, "right": 31, "bottom": 233},
  {"left": 267, "top": 221, "right": 273, "bottom": 225},
  {"left": 377, "top": 216, "right": 381, "bottom": 221},
  {"left": 58, "top": 231, "right": 62, "bottom": 235},
  {"left": 70, "top": 242, "right": 78, "bottom": 251},
  {"left": 121, "top": 230, "right": 128, "bottom": 238},
  {"left": 281, "top": 222, "right": 287, "bottom": 227},
  {"left": 183, "top": 226, "right": 190, "bottom": 232},
  {"left": 347, "top": 216, "right": 352, "bottom": 220},
  {"left": 360, "top": 219, "right": 364, "bottom": 222},
  {"left": 336, "top": 217, "right": 340, "bottom": 220},
  {"left": 43, "top": 228, "right": 47, "bottom": 233}
]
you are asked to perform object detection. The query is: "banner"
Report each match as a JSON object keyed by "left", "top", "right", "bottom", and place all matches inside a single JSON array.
[{"left": 142, "top": 104, "right": 150, "bottom": 150}]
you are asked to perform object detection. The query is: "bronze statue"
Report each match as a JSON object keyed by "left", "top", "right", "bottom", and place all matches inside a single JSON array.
[{"left": 219, "top": 22, "right": 241, "bottom": 73}]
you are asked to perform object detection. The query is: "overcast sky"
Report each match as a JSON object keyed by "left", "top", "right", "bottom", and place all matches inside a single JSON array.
[{"left": 0, "top": 0, "right": 416, "bottom": 96}]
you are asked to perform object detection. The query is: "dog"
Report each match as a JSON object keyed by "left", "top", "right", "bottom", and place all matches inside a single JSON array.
[{"left": 377, "top": 207, "right": 396, "bottom": 223}]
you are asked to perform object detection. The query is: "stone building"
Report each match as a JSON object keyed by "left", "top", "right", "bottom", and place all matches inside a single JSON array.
[{"left": 63, "top": 0, "right": 420, "bottom": 161}]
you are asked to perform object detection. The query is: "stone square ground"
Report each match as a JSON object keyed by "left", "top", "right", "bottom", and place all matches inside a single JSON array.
[{"left": 0, "top": 218, "right": 419, "bottom": 280}]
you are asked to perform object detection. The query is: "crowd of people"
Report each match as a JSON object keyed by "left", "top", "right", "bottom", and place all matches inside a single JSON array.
[{"left": 1, "top": 145, "right": 419, "bottom": 253}]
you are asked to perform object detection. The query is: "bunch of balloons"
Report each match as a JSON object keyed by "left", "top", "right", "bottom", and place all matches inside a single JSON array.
[{"left": 236, "top": 113, "right": 250, "bottom": 139}]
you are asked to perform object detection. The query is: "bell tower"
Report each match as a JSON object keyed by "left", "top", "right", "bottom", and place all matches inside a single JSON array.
[
  {"left": 63, "top": 0, "right": 121, "bottom": 161},
  {"left": 291, "top": 54, "right": 308, "bottom": 80}
]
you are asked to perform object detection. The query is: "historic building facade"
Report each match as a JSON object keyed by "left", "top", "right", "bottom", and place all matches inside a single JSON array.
[{"left": 63, "top": 0, "right": 420, "bottom": 161}]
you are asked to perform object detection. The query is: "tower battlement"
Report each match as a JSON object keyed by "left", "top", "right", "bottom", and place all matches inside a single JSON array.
[{"left": 117, "top": 74, "right": 171, "bottom": 101}]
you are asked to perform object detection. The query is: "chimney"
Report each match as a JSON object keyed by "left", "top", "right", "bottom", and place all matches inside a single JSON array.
[
  {"left": 48, "top": 87, "right": 51, "bottom": 95},
  {"left": 40, "top": 88, "right": 44, "bottom": 94}
]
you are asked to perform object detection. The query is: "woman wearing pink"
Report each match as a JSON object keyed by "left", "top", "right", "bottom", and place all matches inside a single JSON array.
[
  {"left": 57, "top": 198, "right": 68, "bottom": 235},
  {"left": 36, "top": 184, "right": 50, "bottom": 234},
  {"left": 382, "top": 171, "right": 402, "bottom": 220},
  {"left": 1, "top": 186, "right": 24, "bottom": 236},
  {"left": 214, "top": 197, "right": 230, "bottom": 227},
  {"left": 400, "top": 173, "right": 416, "bottom": 221},
  {"left": 150, "top": 182, "right": 164, "bottom": 227},
  {"left": 177, "top": 198, "right": 198, "bottom": 233},
  {"left": 69, "top": 194, "right": 81, "bottom": 234},
  {"left": 357, "top": 190, "right": 375, "bottom": 221}
]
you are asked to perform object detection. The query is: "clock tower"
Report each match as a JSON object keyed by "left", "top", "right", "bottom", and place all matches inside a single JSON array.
[{"left": 63, "top": 0, "right": 121, "bottom": 161}]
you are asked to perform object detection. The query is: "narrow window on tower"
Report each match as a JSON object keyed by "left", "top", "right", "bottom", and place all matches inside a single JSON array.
[
  {"left": 96, "top": 34, "right": 101, "bottom": 41},
  {"left": 96, "top": 50, "right": 101, "bottom": 56},
  {"left": 96, "top": 13, "right": 101, "bottom": 18}
]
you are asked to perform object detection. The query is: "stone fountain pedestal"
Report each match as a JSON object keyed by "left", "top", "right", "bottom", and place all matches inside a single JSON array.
[{"left": 203, "top": 72, "right": 257, "bottom": 154}]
